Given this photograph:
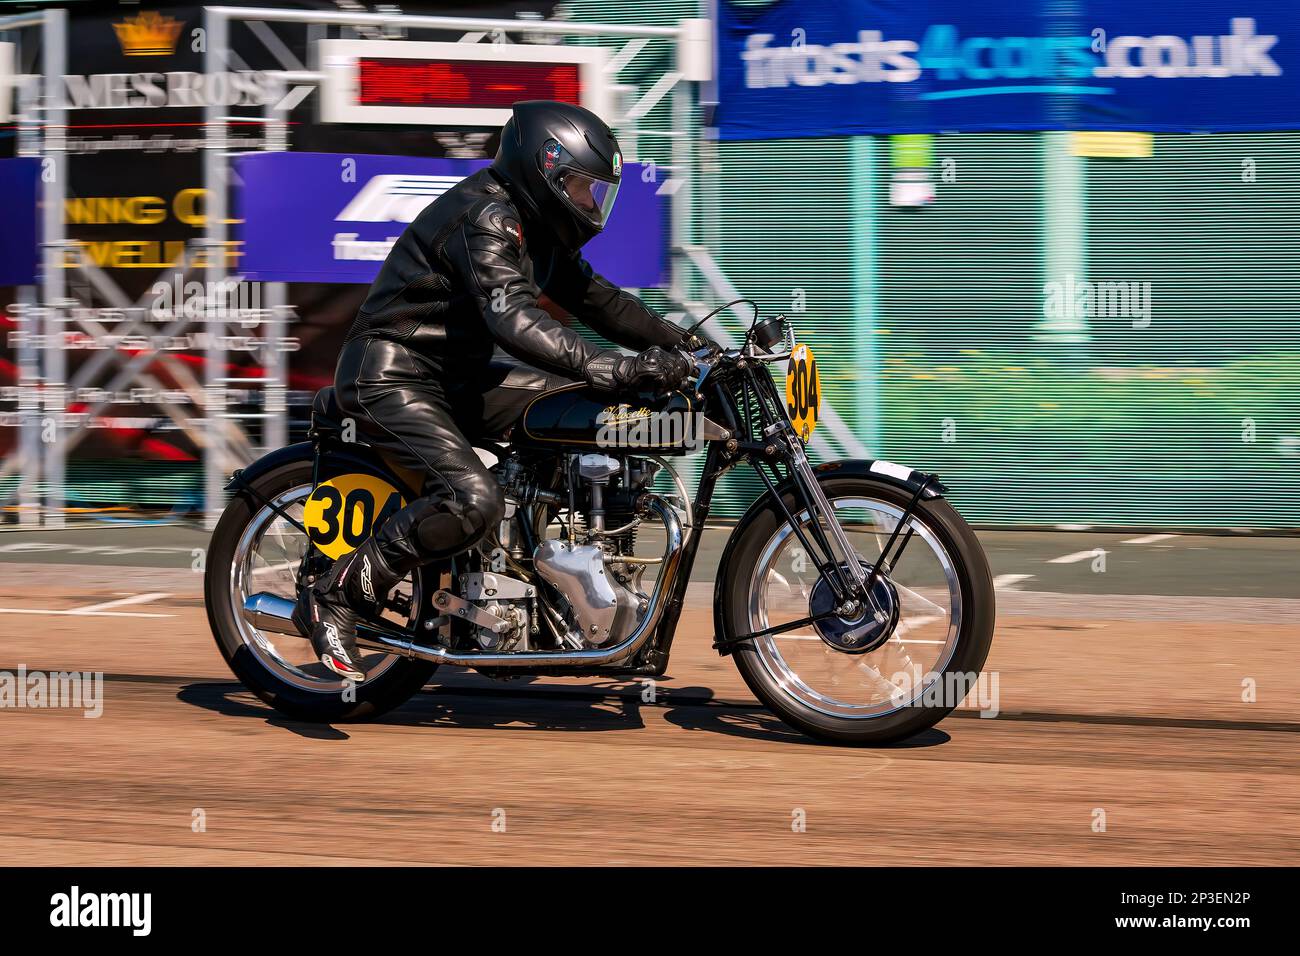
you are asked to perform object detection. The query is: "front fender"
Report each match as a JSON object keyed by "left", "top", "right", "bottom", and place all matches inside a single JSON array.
[
  {"left": 810, "top": 458, "right": 947, "bottom": 500},
  {"left": 722, "top": 459, "right": 945, "bottom": 535}
]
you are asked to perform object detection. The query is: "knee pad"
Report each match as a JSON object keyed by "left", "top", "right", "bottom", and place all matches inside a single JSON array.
[
  {"left": 413, "top": 495, "right": 498, "bottom": 558},
  {"left": 466, "top": 486, "right": 506, "bottom": 531}
]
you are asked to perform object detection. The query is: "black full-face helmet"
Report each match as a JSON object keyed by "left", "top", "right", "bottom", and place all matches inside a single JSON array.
[{"left": 491, "top": 100, "right": 623, "bottom": 250}]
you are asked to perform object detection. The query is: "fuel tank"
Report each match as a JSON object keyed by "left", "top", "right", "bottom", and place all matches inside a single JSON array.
[{"left": 515, "top": 384, "right": 701, "bottom": 454}]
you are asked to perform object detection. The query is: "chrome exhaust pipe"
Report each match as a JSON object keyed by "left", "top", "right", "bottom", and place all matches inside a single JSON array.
[
  {"left": 243, "top": 592, "right": 300, "bottom": 636},
  {"left": 239, "top": 590, "right": 437, "bottom": 652},
  {"left": 240, "top": 493, "right": 686, "bottom": 668}
]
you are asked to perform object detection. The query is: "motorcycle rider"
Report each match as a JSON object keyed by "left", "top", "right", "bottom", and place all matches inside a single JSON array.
[{"left": 295, "top": 100, "right": 694, "bottom": 681}]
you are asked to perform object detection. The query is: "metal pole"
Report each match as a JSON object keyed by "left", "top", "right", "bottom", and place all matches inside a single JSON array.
[
  {"left": 203, "top": 7, "right": 229, "bottom": 529},
  {"left": 1035, "top": 131, "right": 1090, "bottom": 349},
  {"left": 849, "top": 135, "right": 882, "bottom": 458},
  {"left": 669, "top": 59, "right": 693, "bottom": 312},
  {"left": 40, "top": 6, "right": 67, "bottom": 528},
  {"left": 13, "top": 65, "right": 40, "bottom": 527},
  {"left": 0, "top": 12, "right": 47, "bottom": 30},
  {"left": 670, "top": 19, "right": 701, "bottom": 494},
  {"left": 262, "top": 77, "right": 290, "bottom": 453},
  {"left": 14, "top": 286, "right": 39, "bottom": 527},
  {"left": 204, "top": 6, "right": 680, "bottom": 39}
]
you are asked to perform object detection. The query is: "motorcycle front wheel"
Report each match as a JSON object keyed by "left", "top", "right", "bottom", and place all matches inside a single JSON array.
[{"left": 718, "top": 475, "right": 995, "bottom": 745}]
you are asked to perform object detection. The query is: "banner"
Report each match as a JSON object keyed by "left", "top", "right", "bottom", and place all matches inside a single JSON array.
[
  {"left": 715, "top": 0, "right": 1300, "bottom": 138},
  {"left": 0, "top": 159, "right": 40, "bottom": 286},
  {"left": 235, "top": 152, "right": 668, "bottom": 288}
]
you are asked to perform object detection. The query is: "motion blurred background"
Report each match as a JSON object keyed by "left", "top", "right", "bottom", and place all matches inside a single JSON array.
[
  {"left": 1, "top": 0, "right": 1297, "bottom": 531},
  {"left": 0, "top": 2, "right": 1296, "bottom": 872}
]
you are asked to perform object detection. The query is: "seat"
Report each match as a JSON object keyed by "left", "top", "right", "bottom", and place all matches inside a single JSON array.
[
  {"left": 311, "top": 358, "right": 569, "bottom": 445},
  {"left": 310, "top": 386, "right": 356, "bottom": 439}
]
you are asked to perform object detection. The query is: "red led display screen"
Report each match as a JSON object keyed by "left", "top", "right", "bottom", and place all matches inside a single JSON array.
[{"left": 357, "top": 58, "right": 582, "bottom": 109}]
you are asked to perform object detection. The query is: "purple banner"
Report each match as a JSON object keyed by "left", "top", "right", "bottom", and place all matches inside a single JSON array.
[
  {"left": 235, "top": 152, "right": 667, "bottom": 288},
  {"left": 0, "top": 159, "right": 40, "bottom": 286}
]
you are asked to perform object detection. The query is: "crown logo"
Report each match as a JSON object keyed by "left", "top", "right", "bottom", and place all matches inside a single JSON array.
[{"left": 113, "top": 11, "right": 184, "bottom": 57}]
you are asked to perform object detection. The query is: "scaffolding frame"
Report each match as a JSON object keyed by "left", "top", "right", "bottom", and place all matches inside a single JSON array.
[
  {"left": 2, "top": 5, "right": 865, "bottom": 528},
  {"left": 199, "top": 4, "right": 713, "bottom": 526},
  {"left": 0, "top": 7, "right": 65, "bottom": 527}
]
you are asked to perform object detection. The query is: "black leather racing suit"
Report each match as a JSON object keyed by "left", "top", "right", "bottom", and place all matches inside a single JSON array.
[{"left": 334, "top": 166, "right": 686, "bottom": 572}]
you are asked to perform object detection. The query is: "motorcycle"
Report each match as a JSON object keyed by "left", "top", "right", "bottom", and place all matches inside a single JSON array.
[{"left": 204, "top": 308, "right": 994, "bottom": 744}]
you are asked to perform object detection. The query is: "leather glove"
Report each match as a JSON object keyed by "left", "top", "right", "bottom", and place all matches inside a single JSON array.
[{"left": 585, "top": 346, "right": 693, "bottom": 394}]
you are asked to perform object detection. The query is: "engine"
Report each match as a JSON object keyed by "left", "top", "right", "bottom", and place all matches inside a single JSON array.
[
  {"left": 456, "top": 451, "right": 671, "bottom": 654},
  {"left": 459, "top": 570, "right": 536, "bottom": 652}
]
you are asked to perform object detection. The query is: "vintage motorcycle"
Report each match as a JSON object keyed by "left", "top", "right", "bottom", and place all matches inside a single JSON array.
[{"left": 204, "top": 308, "right": 994, "bottom": 744}]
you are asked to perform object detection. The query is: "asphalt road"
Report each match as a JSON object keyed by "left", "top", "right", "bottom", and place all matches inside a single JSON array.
[
  {"left": 0, "top": 522, "right": 1296, "bottom": 865},
  {"left": 2, "top": 522, "right": 1298, "bottom": 597}
]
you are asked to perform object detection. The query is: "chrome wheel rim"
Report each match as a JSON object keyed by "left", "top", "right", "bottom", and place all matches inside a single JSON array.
[
  {"left": 230, "top": 483, "right": 415, "bottom": 693},
  {"left": 746, "top": 497, "right": 963, "bottom": 719}
]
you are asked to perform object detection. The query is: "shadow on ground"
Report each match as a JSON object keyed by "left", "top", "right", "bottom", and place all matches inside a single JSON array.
[{"left": 176, "top": 678, "right": 952, "bottom": 748}]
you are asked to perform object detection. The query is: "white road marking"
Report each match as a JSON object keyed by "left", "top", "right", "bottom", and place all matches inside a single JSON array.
[
  {"left": 0, "top": 543, "right": 191, "bottom": 556},
  {"left": 0, "top": 591, "right": 173, "bottom": 619},
  {"left": 992, "top": 573, "right": 1034, "bottom": 589},
  {"left": 69, "top": 592, "right": 171, "bottom": 614},
  {"left": 0, "top": 607, "right": 172, "bottom": 618},
  {"left": 1123, "top": 533, "right": 1178, "bottom": 545},
  {"left": 1047, "top": 550, "right": 1100, "bottom": 565},
  {"left": 252, "top": 560, "right": 299, "bottom": 576}
]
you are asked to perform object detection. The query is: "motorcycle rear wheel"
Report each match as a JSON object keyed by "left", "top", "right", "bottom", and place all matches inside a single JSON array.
[{"left": 204, "top": 456, "right": 437, "bottom": 722}]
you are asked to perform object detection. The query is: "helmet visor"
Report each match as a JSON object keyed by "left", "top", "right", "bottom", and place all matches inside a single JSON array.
[{"left": 558, "top": 171, "right": 619, "bottom": 228}]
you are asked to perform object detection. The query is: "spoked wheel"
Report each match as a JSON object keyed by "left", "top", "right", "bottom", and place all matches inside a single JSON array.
[
  {"left": 204, "top": 457, "right": 437, "bottom": 721},
  {"left": 719, "top": 475, "right": 994, "bottom": 745}
]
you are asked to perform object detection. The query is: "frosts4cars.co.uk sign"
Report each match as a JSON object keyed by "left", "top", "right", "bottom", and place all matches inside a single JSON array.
[{"left": 714, "top": 0, "right": 1300, "bottom": 137}]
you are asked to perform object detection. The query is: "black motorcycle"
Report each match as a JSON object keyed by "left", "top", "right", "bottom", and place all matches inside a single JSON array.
[{"left": 204, "top": 309, "right": 994, "bottom": 744}]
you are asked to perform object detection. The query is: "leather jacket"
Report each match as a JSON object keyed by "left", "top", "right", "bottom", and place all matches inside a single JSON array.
[{"left": 345, "top": 167, "right": 685, "bottom": 384}]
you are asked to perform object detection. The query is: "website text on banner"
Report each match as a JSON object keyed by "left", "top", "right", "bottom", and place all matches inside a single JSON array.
[{"left": 715, "top": 0, "right": 1299, "bottom": 138}]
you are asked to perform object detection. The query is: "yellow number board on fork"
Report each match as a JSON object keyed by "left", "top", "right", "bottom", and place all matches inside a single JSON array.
[{"left": 785, "top": 343, "right": 820, "bottom": 441}]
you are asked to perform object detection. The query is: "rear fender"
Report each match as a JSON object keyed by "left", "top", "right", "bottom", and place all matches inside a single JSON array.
[{"left": 224, "top": 441, "right": 422, "bottom": 502}]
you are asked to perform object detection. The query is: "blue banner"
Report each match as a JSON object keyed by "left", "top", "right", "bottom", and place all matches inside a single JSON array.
[
  {"left": 715, "top": 1, "right": 1300, "bottom": 138},
  {"left": 0, "top": 159, "right": 40, "bottom": 286},
  {"left": 235, "top": 152, "right": 668, "bottom": 288}
]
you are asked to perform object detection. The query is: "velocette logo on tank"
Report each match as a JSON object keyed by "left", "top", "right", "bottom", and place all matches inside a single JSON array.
[{"left": 595, "top": 403, "right": 705, "bottom": 450}]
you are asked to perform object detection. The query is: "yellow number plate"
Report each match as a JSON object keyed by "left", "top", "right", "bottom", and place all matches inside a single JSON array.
[
  {"left": 785, "top": 343, "right": 821, "bottom": 441},
  {"left": 302, "top": 473, "right": 406, "bottom": 560}
]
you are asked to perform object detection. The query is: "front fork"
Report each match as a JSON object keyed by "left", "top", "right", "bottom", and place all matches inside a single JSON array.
[
  {"left": 715, "top": 427, "right": 936, "bottom": 652},
  {"left": 787, "top": 441, "right": 869, "bottom": 602}
]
